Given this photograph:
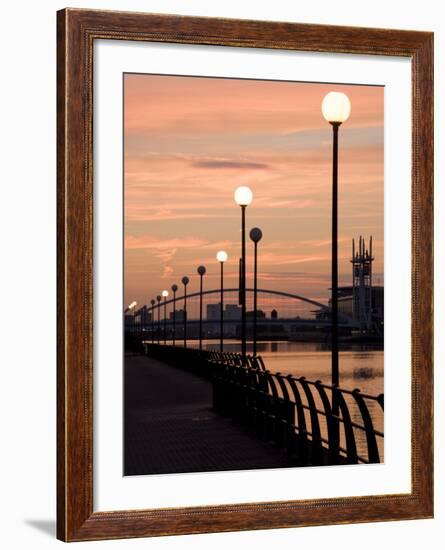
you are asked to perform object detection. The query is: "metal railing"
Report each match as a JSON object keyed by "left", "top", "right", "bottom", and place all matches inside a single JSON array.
[{"left": 143, "top": 343, "right": 384, "bottom": 466}]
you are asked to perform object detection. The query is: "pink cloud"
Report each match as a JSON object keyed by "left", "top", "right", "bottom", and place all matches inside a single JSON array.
[
  {"left": 161, "top": 266, "right": 174, "bottom": 279},
  {"left": 124, "top": 235, "right": 206, "bottom": 250}
]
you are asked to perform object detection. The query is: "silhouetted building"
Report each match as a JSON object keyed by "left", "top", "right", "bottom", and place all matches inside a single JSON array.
[
  {"left": 352, "top": 236, "right": 374, "bottom": 332},
  {"left": 205, "top": 303, "right": 242, "bottom": 337},
  {"left": 271, "top": 309, "right": 278, "bottom": 319},
  {"left": 206, "top": 303, "right": 220, "bottom": 321},
  {"left": 316, "top": 286, "right": 383, "bottom": 317},
  {"left": 247, "top": 309, "right": 266, "bottom": 319},
  {"left": 225, "top": 304, "right": 241, "bottom": 320},
  {"left": 169, "top": 309, "right": 185, "bottom": 321},
  {"left": 314, "top": 236, "right": 383, "bottom": 338}
]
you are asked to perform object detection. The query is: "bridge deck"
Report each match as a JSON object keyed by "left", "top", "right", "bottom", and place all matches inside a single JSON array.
[{"left": 124, "top": 354, "right": 294, "bottom": 475}]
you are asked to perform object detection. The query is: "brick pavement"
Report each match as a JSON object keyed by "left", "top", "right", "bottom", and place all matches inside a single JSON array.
[{"left": 124, "top": 354, "right": 294, "bottom": 475}]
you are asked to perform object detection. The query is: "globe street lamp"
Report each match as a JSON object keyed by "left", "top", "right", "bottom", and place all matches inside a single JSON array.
[
  {"left": 216, "top": 251, "right": 228, "bottom": 352},
  {"left": 322, "top": 91, "right": 350, "bottom": 462},
  {"left": 249, "top": 227, "right": 263, "bottom": 356},
  {"left": 234, "top": 186, "right": 253, "bottom": 361},
  {"left": 125, "top": 300, "right": 137, "bottom": 313},
  {"left": 156, "top": 295, "right": 162, "bottom": 345},
  {"left": 182, "top": 276, "right": 189, "bottom": 348},
  {"left": 197, "top": 266, "right": 206, "bottom": 351},
  {"left": 150, "top": 299, "right": 155, "bottom": 344},
  {"left": 171, "top": 284, "right": 178, "bottom": 346},
  {"left": 162, "top": 290, "right": 169, "bottom": 345}
]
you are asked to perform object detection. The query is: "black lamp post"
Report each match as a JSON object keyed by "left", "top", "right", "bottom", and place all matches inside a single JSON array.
[
  {"left": 234, "top": 186, "right": 253, "bottom": 360},
  {"left": 171, "top": 284, "right": 178, "bottom": 346},
  {"left": 322, "top": 91, "right": 351, "bottom": 389},
  {"left": 249, "top": 227, "right": 263, "bottom": 357},
  {"left": 150, "top": 299, "right": 155, "bottom": 344},
  {"left": 156, "top": 295, "right": 161, "bottom": 345},
  {"left": 197, "top": 265, "right": 206, "bottom": 351},
  {"left": 322, "top": 91, "right": 351, "bottom": 462},
  {"left": 142, "top": 305, "right": 147, "bottom": 338},
  {"left": 182, "top": 276, "right": 189, "bottom": 348},
  {"left": 134, "top": 308, "right": 138, "bottom": 337},
  {"left": 126, "top": 302, "right": 136, "bottom": 353},
  {"left": 216, "top": 250, "right": 228, "bottom": 352},
  {"left": 162, "top": 290, "right": 169, "bottom": 345}
]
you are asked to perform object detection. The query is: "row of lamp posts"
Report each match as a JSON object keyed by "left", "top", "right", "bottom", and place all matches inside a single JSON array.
[
  {"left": 140, "top": 183, "right": 262, "bottom": 354},
  {"left": 128, "top": 91, "right": 351, "bottom": 408},
  {"left": 142, "top": 212, "right": 263, "bottom": 356}
]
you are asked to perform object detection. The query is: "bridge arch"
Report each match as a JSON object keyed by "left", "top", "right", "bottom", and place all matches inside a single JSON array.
[
  {"left": 148, "top": 287, "right": 327, "bottom": 311},
  {"left": 143, "top": 287, "right": 354, "bottom": 324}
]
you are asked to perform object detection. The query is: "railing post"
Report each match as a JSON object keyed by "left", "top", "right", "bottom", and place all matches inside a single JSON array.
[
  {"left": 351, "top": 389, "right": 380, "bottom": 463},
  {"left": 287, "top": 376, "right": 309, "bottom": 465},
  {"left": 275, "top": 374, "right": 296, "bottom": 454},
  {"left": 298, "top": 377, "right": 324, "bottom": 465},
  {"left": 334, "top": 388, "right": 358, "bottom": 464},
  {"left": 313, "top": 380, "right": 339, "bottom": 464}
]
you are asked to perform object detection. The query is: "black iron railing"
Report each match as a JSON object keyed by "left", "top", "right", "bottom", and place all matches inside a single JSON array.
[{"left": 142, "top": 343, "right": 384, "bottom": 466}]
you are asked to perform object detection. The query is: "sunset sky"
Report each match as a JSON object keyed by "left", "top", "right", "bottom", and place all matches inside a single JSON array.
[{"left": 124, "top": 74, "right": 383, "bottom": 317}]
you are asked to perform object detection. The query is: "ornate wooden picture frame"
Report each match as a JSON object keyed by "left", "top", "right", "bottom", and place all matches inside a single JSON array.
[{"left": 57, "top": 8, "right": 433, "bottom": 542}]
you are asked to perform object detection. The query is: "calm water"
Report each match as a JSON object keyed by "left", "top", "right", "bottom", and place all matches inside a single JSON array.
[
  {"left": 163, "top": 339, "right": 385, "bottom": 462},
  {"left": 184, "top": 340, "right": 383, "bottom": 393}
]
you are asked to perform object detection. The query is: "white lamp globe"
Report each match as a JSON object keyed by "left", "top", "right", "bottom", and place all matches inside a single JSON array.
[
  {"left": 234, "top": 186, "right": 253, "bottom": 206},
  {"left": 161, "top": 290, "right": 169, "bottom": 298},
  {"left": 322, "top": 92, "right": 351, "bottom": 123},
  {"left": 216, "top": 250, "right": 228, "bottom": 263},
  {"left": 128, "top": 301, "right": 137, "bottom": 309}
]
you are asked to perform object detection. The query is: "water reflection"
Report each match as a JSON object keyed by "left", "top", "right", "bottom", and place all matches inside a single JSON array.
[{"left": 182, "top": 340, "right": 383, "bottom": 392}]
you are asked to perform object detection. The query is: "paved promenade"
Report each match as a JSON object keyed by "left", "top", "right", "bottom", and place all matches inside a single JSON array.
[{"left": 124, "top": 354, "right": 293, "bottom": 475}]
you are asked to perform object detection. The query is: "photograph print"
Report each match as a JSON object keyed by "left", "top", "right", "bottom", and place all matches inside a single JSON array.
[{"left": 123, "top": 74, "right": 384, "bottom": 476}]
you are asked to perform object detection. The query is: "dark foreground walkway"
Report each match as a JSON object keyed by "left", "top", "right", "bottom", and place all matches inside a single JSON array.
[{"left": 124, "top": 355, "right": 294, "bottom": 475}]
